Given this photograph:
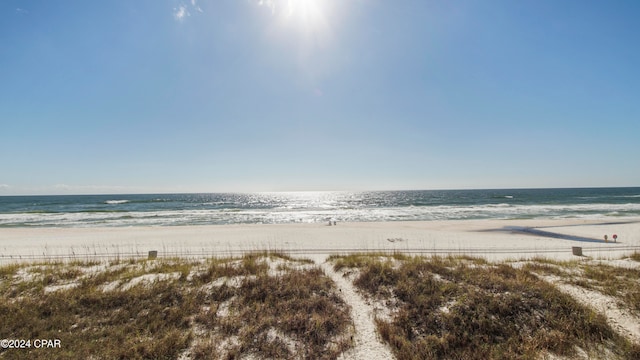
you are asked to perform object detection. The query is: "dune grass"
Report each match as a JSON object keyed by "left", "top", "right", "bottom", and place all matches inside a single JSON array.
[
  {"left": 1, "top": 263, "right": 196, "bottom": 359},
  {"left": 330, "top": 254, "right": 640, "bottom": 360},
  {"left": 190, "top": 254, "right": 352, "bottom": 359},
  {"left": 0, "top": 253, "right": 353, "bottom": 360},
  {"left": 3, "top": 251, "right": 640, "bottom": 359},
  {"left": 522, "top": 257, "right": 640, "bottom": 314}
]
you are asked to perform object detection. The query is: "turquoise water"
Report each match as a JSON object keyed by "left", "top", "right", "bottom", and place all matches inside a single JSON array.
[{"left": 0, "top": 188, "right": 639, "bottom": 227}]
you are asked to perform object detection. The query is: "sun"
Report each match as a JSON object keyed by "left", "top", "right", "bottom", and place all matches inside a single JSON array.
[
  {"left": 257, "top": 0, "right": 335, "bottom": 48},
  {"left": 287, "top": 0, "right": 323, "bottom": 23},
  {"left": 288, "top": 0, "right": 331, "bottom": 40},
  {"left": 258, "top": 0, "right": 328, "bottom": 33}
]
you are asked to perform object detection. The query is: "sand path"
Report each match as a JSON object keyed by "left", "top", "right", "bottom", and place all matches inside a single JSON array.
[{"left": 320, "top": 262, "right": 394, "bottom": 360}]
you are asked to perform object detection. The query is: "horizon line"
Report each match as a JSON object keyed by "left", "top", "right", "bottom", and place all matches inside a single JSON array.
[{"left": 1, "top": 185, "right": 639, "bottom": 197}]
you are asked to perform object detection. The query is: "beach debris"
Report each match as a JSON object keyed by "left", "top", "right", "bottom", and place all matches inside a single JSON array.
[
  {"left": 386, "top": 238, "right": 405, "bottom": 243},
  {"left": 604, "top": 235, "right": 608, "bottom": 242},
  {"left": 613, "top": 234, "right": 618, "bottom": 242}
]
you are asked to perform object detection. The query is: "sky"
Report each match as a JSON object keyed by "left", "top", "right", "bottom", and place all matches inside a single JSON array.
[{"left": 1, "top": 0, "right": 639, "bottom": 195}]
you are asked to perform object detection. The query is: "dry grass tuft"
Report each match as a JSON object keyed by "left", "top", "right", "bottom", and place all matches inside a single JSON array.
[
  {"left": 0, "top": 253, "right": 353, "bottom": 359},
  {"left": 194, "top": 267, "right": 352, "bottom": 359},
  {"left": 332, "top": 254, "right": 640, "bottom": 360},
  {"left": 524, "top": 258, "right": 640, "bottom": 313}
]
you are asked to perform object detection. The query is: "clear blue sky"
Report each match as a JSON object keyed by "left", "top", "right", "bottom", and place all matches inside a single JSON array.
[{"left": 2, "top": 0, "right": 639, "bottom": 195}]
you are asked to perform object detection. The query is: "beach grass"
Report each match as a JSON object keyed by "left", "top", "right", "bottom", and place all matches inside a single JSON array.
[
  {"left": 0, "top": 253, "right": 353, "bottom": 359},
  {"left": 522, "top": 258, "right": 640, "bottom": 314},
  {"left": 329, "top": 254, "right": 640, "bottom": 360},
  {"left": 2, "top": 251, "right": 640, "bottom": 359}
]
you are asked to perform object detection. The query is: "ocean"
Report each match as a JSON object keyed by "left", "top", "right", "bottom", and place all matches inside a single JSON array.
[{"left": 0, "top": 188, "right": 639, "bottom": 228}]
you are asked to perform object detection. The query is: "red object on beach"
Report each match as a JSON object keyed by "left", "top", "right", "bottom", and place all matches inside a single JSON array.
[{"left": 613, "top": 234, "right": 618, "bottom": 239}]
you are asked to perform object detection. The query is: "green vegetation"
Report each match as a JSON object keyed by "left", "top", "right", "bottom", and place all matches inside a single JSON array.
[
  {"left": 0, "top": 262, "right": 20, "bottom": 279},
  {"left": 329, "top": 252, "right": 409, "bottom": 272},
  {"left": 331, "top": 254, "right": 640, "bottom": 360},
  {"left": 0, "top": 253, "right": 353, "bottom": 360}
]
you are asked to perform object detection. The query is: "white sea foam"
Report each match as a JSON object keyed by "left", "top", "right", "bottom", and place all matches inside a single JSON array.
[
  {"left": 2, "top": 200, "right": 640, "bottom": 227},
  {"left": 105, "top": 200, "right": 130, "bottom": 204}
]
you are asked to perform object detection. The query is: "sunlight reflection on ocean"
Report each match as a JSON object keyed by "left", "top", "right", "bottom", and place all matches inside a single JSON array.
[{"left": 1, "top": 188, "right": 639, "bottom": 227}]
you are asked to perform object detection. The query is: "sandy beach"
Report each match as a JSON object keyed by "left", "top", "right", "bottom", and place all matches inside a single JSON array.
[{"left": 2, "top": 218, "right": 639, "bottom": 263}]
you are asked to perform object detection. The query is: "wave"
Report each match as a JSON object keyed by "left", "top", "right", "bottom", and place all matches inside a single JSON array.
[
  {"left": 2, "top": 196, "right": 640, "bottom": 227},
  {"left": 490, "top": 195, "right": 511, "bottom": 200},
  {"left": 105, "top": 200, "right": 130, "bottom": 205},
  {"left": 0, "top": 203, "right": 638, "bottom": 228},
  {"left": 487, "top": 203, "right": 511, "bottom": 208}
]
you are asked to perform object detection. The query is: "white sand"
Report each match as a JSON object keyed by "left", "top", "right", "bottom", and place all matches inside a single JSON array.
[
  {"left": 1, "top": 218, "right": 639, "bottom": 263},
  {"left": 321, "top": 262, "right": 395, "bottom": 359}
]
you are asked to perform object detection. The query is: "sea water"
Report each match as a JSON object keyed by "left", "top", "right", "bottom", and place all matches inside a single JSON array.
[{"left": 0, "top": 188, "right": 639, "bottom": 227}]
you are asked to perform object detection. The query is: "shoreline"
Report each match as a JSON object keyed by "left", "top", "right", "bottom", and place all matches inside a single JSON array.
[{"left": 1, "top": 218, "right": 639, "bottom": 263}]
